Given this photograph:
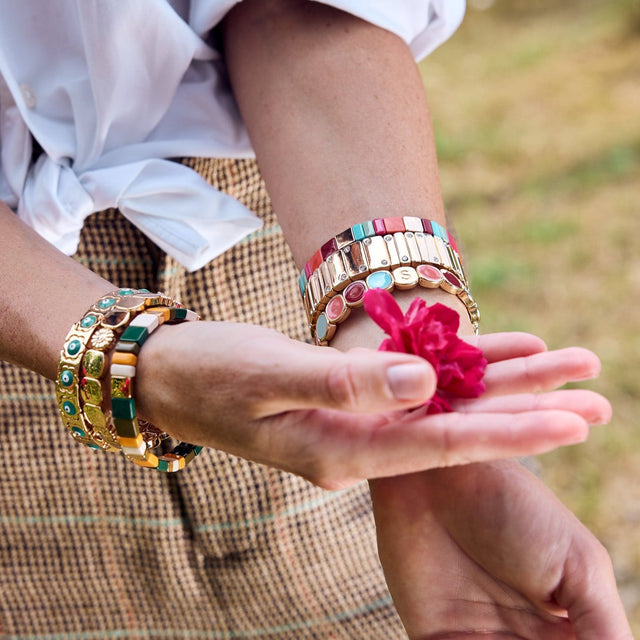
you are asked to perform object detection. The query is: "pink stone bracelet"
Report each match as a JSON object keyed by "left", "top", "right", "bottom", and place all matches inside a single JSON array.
[
  {"left": 299, "top": 217, "right": 461, "bottom": 287},
  {"left": 312, "top": 264, "right": 480, "bottom": 345},
  {"left": 299, "top": 218, "right": 479, "bottom": 344}
]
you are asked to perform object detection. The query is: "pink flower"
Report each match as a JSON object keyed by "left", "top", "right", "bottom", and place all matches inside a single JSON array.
[{"left": 363, "top": 288, "right": 487, "bottom": 414}]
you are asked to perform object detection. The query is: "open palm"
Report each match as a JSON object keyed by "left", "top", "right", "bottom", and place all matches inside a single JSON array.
[
  {"left": 369, "top": 332, "right": 631, "bottom": 639},
  {"left": 138, "top": 323, "right": 607, "bottom": 488}
]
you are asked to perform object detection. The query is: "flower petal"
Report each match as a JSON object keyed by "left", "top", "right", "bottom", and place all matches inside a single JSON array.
[
  {"left": 364, "top": 295, "right": 487, "bottom": 412},
  {"left": 363, "top": 289, "right": 404, "bottom": 330}
]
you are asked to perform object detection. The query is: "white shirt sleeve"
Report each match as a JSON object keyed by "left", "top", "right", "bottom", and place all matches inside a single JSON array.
[
  {"left": 309, "top": 0, "right": 464, "bottom": 59},
  {"left": 0, "top": 0, "right": 465, "bottom": 271},
  {"left": 187, "top": 0, "right": 465, "bottom": 60}
]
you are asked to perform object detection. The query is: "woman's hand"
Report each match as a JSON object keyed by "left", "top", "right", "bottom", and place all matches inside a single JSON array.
[
  {"left": 135, "top": 322, "right": 609, "bottom": 489},
  {"left": 370, "top": 460, "right": 633, "bottom": 640},
  {"left": 368, "top": 329, "right": 630, "bottom": 639}
]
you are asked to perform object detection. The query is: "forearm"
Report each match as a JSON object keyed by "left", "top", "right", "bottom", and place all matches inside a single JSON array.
[
  {"left": 222, "top": 0, "right": 446, "bottom": 266},
  {"left": 0, "top": 203, "right": 114, "bottom": 380},
  {"left": 222, "top": 0, "right": 471, "bottom": 343}
]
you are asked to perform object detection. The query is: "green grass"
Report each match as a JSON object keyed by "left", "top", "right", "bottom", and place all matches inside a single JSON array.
[{"left": 421, "top": 1, "right": 640, "bottom": 632}]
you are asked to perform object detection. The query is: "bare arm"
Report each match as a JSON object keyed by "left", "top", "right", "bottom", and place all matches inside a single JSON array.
[
  {"left": 221, "top": 4, "right": 631, "bottom": 638},
  {"left": 0, "top": 203, "right": 113, "bottom": 379},
  {"left": 222, "top": 0, "right": 446, "bottom": 266},
  {"left": 221, "top": 0, "right": 472, "bottom": 348}
]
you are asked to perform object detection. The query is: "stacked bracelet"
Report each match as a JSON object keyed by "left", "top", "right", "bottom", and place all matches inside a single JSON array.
[
  {"left": 56, "top": 289, "right": 203, "bottom": 472},
  {"left": 299, "top": 217, "right": 480, "bottom": 344},
  {"left": 109, "top": 306, "right": 201, "bottom": 471}
]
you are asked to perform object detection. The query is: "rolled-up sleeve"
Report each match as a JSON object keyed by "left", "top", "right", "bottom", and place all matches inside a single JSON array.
[
  {"left": 313, "top": 0, "right": 465, "bottom": 59},
  {"left": 190, "top": 0, "right": 465, "bottom": 60}
]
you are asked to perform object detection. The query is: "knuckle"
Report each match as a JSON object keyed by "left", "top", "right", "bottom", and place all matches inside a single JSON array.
[
  {"left": 324, "top": 362, "right": 360, "bottom": 410},
  {"left": 520, "top": 356, "right": 545, "bottom": 393},
  {"left": 431, "top": 416, "right": 456, "bottom": 468},
  {"left": 573, "top": 529, "right": 611, "bottom": 566},
  {"left": 589, "top": 537, "right": 615, "bottom": 571},
  {"left": 565, "top": 531, "right": 617, "bottom": 593},
  {"left": 303, "top": 462, "right": 352, "bottom": 491}
]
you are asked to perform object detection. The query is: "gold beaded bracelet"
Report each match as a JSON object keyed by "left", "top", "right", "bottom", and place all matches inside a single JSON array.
[
  {"left": 312, "top": 263, "right": 480, "bottom": 345},
  {"left": 56, "top": 289, "right": 202, "bottom": 472}
]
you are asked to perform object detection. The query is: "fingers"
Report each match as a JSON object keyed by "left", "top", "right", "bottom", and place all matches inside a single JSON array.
[
  {"left": 283, "top": 408, "right": 590, "bottom": 488},
  {"left": 367, "top": 410, "right": 589, "bottom": 473},
  {"left": 268, "top": 337, "right": 599, "bottom": 417},
  {"left": 451, "top": 389, "right": 612, "bottom": 426},
  {"left": 482, "top": 347, "right": 603, "bottom": 397},
  {"left": 470, "top": 331, "right": 548, "bottom": 363}
]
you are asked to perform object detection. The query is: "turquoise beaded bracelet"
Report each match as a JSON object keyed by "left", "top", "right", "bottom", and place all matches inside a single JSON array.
[{"left": 56, "top": 289, "right": 203, "bottom": 472}]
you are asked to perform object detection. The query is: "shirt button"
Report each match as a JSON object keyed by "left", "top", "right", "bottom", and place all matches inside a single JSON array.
[{"left": 19, "top": 84, "right": 36, "bottom": 109}]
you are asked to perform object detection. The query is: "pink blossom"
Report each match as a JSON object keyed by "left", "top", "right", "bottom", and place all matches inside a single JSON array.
[{"left": 363, "top": 289, "right": 487, "bottom": 414}]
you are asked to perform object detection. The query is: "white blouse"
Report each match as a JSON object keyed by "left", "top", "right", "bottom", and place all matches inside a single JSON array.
[{"left": 0, "top": 0, "right": 465, "bottom": 271}]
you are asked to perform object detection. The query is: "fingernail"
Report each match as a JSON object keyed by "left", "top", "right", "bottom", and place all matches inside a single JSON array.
[
  {"left": 386, "top": 363, "right": 434, "bottom": 401},
  {"left": 588, "top": 404, "right": 613, "bottom": 426}
]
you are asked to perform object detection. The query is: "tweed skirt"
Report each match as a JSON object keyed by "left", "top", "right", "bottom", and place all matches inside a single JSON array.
[{"left": 0, "top": 158, "right": 405, "bottom": 639}]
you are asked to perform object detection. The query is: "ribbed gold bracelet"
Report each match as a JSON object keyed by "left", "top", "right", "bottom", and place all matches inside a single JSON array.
[
  {"left": 298, "top": 217, "right": 480, "bottom": 344},
  {"left": 56, "top": 289, "right": 203, "bottom": 471}
]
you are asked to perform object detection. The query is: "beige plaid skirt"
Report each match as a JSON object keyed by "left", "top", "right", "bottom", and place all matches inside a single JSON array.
[{"left": 0, "top": 159, "right": 405, "bottom": 639}]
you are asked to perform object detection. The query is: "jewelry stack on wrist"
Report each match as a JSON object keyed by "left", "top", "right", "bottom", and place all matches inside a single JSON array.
[
  {"left": 298, "top": 217, "right": 480, "bottom": 344},
  {"left": 56, "top": 288, "right": 202, "bottom": 472}
]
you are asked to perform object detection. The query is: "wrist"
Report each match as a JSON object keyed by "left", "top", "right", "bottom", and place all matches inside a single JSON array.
[
  {"left": 55, "top": 290, "right": 202, "bottom": 471},
  {"left": 134, "top": 323, "right": 181, "bottom": 429},
  {"left": 330, "top": 287, "right": 474, "bottom": 354},
  {"left": 298, "top": 216, "right": 479, "bottom": 347},
  {"left": 0, "top": 203, "right": 116, "bottom": 380}
]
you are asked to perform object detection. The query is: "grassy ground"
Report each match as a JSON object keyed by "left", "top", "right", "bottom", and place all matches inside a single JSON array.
[{"left": 420, "top": 0, "right": 640, "bottom": 633}]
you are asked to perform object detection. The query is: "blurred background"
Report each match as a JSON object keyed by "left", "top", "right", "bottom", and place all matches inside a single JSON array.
[{"left": 420, "top": 0, "right": 639, "bottom": 633}]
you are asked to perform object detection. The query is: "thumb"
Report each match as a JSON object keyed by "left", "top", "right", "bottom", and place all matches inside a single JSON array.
[
  {"left": 266, "top": 343, "right": 437, "bottom": 414},
  {"left": 554, "top": 538, "right": 633, "bottom": 640}
]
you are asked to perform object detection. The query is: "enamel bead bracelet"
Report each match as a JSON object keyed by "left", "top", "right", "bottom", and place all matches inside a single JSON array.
[
  {"left": 299, "top": 218, "right": 480, "bottom": 344},
  {"left": 56, "top": 289, "right": 202, "bottom": 472}
]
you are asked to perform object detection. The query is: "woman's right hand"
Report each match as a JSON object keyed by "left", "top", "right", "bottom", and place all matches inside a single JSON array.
[
  {"left": 370, "top": 459, "right": 632, "bottom": 640},
  {"left": 135, "top": 321, "right": 610, "bottom": 489}
]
